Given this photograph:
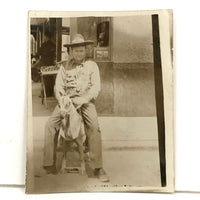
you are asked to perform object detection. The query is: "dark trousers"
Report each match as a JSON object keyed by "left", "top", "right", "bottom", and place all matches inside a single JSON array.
[{"left": 43, "top": 102, "right": 103, "bottom": 169}]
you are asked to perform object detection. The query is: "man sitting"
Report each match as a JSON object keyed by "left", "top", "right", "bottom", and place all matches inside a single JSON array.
[{"left": 41, "top": 34, "right": 109, "bottom": 182}]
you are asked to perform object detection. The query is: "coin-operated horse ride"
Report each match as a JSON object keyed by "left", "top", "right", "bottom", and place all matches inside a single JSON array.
[{"left": 56, "top": 95, "right": 87, "bottom": 175}]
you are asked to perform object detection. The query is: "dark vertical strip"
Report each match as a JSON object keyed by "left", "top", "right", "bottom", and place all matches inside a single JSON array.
[
  {"left": 56, "top": 18, "right": 62, "bottom": 62},
  {"left": 152, "top": 14, "right": 166, "bottom": 187}
]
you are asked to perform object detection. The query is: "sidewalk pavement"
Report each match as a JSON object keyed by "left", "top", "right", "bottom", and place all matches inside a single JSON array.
[{"left": 31, "top": 116, "right": 161, "bottom": 193}]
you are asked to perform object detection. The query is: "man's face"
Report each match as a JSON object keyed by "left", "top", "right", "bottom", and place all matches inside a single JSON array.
[{"left": 71, "top": 46, "right": 86, "bottom": 63}]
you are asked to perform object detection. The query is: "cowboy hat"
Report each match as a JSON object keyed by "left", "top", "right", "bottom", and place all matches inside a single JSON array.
[{"left": 63, "top": 34, "right": 94, "bottom": 48}]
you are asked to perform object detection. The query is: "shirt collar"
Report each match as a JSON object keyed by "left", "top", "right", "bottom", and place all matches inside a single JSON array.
[{"left": 70, "top": 58, "right": 85, "bottom": 67}]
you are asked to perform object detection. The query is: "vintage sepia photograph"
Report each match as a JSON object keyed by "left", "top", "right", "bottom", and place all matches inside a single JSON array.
[{"left": 26, "top": 10, "right": 174, "bottom": 193}]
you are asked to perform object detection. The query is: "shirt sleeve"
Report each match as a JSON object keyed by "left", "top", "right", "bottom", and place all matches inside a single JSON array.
[
  {"left": 81, "top": 61, "right": 101, "bottom": 102},
  {"left": 54, "top": 66, "right": 66, "bottom": 105}
]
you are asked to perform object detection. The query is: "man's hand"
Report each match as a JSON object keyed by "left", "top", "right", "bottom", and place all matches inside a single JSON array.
[
  {"left": 71, "top": 97, "right": 88, "bottom": 109},
  {"left": 59, "top": 95, "right": 71, "bottom": 118},
  {"left": 60, "top": 109, "right": 67, "bottom": 119}
]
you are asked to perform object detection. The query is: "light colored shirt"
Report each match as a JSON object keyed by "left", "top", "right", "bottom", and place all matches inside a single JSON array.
[{"left": 54, "top": 59, "right": 101, "bottom": 104}]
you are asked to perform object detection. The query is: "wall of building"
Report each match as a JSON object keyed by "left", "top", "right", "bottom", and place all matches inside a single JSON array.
[
  {"left": 95, "top": 62, "right": 156, "bottom": 117},
  {"left": 69, "top": 16, "right": 156, "bottom": 117},
  {"left": 112, "top": 63, "right": 156, "bottom": 116},
  {"left": 110, "top": 16, "right": 156, "bottom": 117},
  {"left": 112, "top": 15, "right": 153, "bottom": 63}
]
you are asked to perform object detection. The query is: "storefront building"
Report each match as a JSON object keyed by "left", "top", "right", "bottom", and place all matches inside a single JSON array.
[
  {"left": 31, "top": 16, "right": 156, "bottom": 117},
  {"left": 66, "top": 16, "right": 156, "bottom": 117}
]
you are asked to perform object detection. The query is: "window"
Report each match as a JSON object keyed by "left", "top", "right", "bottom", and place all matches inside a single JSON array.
[{"left": 76, "top": 17, "right": 111, "bottom": 61}]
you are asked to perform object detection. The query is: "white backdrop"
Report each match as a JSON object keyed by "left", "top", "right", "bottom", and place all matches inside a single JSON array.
[{"left": 0, "top": 0, "right": 200, "bottom": 199}]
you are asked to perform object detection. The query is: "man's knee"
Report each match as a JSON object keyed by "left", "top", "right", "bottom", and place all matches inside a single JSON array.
[
  {"left": 81, "top": 102, "right": 100, "bottom": 134},
  {"left": 45, "top": 120, "right": 58, "bottom": 136},
  {"left": 84, "top": 115, "right": 100, "bottom": 135}
]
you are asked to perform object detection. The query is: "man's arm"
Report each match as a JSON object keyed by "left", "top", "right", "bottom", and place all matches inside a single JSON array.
[
  {"left": 54, "top": 66, "right": 66, "bottom": 105},
  {"left": 72, "top": 61, "right": 101, "bottom": 107},
  {"left": 81, "top": 61, "right": 101, "bottom": 102}
]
